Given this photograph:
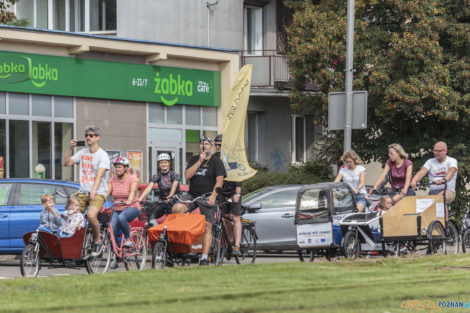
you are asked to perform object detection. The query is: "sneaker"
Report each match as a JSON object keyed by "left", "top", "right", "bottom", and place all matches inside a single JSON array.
[
  {"left": 90, "top": 242, "right": 103, "bottom": 257},
  {"left": 110, "top": 258, "right": 118, "bottom": 269},
  {"left": 148, "top": 219, "right": 157, "bottom": 227},
  {"left": 123, "top": 240, "right": 133, "bottom": 248},
  {"left": 199, "top": 259, "right": 209, "bottom": 266},
  {"left": 232, "top": 246, "right": 240, "bottom": 257}
]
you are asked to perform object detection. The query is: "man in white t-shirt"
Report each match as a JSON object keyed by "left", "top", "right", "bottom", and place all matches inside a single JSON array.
[
  {"left": 410, "top": 141, "right": 457, "bottom": 203},
  {"left": 62, "top": 126, "right": 110, "bottom": 256}
]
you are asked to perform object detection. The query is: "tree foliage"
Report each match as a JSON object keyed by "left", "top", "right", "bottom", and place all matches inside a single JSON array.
[{"left": 285, "top": 0, "right": 470, "bottom": 216}]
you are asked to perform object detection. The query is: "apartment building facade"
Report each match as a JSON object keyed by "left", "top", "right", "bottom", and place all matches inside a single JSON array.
[{"left": 4, "top": 0, "right": 316, "bottom": 181}]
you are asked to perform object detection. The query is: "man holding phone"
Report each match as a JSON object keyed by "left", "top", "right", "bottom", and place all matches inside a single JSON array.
[
  {"left": 62, "top": 126, "right": 110, "bottom": 257},
  {"left": 174, "top": 136, "right": 226, "bottom": 265}
]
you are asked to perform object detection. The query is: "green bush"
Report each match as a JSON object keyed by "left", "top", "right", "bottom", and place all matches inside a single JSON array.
[{"left": 242, "top": 160, "right": 333, "bottom": 194}]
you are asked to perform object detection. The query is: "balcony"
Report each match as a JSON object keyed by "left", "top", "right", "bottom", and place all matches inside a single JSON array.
[{"left": 241, "top": 50, "right": 291, "bottom": 88}]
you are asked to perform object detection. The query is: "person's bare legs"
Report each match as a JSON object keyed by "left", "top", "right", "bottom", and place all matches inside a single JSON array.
[
  {"left": 202, "top": 221, "right": 212, "bottom": 255},
  {"left": 222, "top": 214, "right": 234, "bottom": 244},
  {"left": 232, "top": 215, "right": 242, "bottom": 248},
  {"left": 86, "top": 205, "right": 101, "bottom": 243}
]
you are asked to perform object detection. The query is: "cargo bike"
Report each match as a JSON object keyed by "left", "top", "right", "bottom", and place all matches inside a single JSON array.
[
  {"left": 20, "top": 225, "right": 106, "bottom": 277},
  {"left": 294, "top": 182, "right": 358, "bottom": 261},
  {"left": 339, "top": 183, "right": 459, "bottom": 259}
]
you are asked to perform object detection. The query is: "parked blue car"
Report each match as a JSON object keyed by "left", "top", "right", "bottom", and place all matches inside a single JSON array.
[{"left": 0, "top": 179, "right": 110, "bottom": 254}]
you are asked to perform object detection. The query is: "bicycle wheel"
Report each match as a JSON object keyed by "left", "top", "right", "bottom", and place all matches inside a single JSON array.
[
  {"left": 343, "top": 231, "right": 360, "bottom": 260},
  {"left": 151, "top": 241, "right": 167, "bottom": 269},
  {"left": 124, "top": 232, "right": 147, "bottom": 271},
  {"left": 427, "top": 221, "right": 446, "bottom": 254},
  {"left": 85, "top": 230, "right": 111, "bottom": 274},
  {"left": 462, "top": 229, "right": 470, "bottom": 253},
  {"left": 210, "top": 225, "right": 226, "bottom": 266},
  {"left": 446, "top": 221, "right": 459, "bottom": 254},
  {"left": 235, "top": 224, "right": 257, "bottom": 264},
  {"left": 20, "top": 243, "right": 40, "bottom": 277}
]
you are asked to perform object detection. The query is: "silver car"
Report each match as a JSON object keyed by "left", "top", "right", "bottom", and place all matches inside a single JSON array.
[{"left": 242, "top": 185, "right": 303, "bottom": 252}]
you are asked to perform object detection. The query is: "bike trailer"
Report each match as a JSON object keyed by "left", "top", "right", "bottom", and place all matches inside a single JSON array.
[{"left": 148, "top": 213, "right": 205, "bottom": 253}]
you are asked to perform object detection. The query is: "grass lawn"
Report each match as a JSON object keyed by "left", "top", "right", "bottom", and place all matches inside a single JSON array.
[{"left": 1, "top": 254, "right": 470, "bottom": 313}]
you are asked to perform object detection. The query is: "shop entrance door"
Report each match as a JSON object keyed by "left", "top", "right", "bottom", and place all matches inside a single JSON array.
[{"left": 150, "top": 146, "right": 181, "bottom": 179}]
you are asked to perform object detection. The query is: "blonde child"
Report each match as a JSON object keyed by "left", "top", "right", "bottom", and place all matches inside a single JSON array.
[
  {"left": 39, "top": 194, "right": 62, "bottom": 232},
  {"left": 60, "top": 196, "right": 85, "bottom": 236},
  {"left": 377, "top": 195, "right": 393, "bottom": 215}
]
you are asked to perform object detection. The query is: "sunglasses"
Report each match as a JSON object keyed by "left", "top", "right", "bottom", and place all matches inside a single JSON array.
[
  {"left": 215, "top": 144, "right": 222, "bottom": 147},
  {"left": 85, "top": 133, "right": 97, "bottom": 138}
]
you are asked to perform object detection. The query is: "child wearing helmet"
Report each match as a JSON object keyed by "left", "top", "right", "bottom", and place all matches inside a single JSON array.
[{"left": 138, "top": 153, "right": 180, "bottom": 226}]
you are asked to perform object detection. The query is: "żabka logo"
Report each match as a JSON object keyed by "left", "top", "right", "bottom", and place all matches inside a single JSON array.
[
  {"left": 0, "top": 55, "right": 30, "bottom": 83},
  {"left": 154, "top": 72, "right": 193, "bottom": 106},
  {"left": 31, "top": 63, "right": 58, "bottom": 88}
]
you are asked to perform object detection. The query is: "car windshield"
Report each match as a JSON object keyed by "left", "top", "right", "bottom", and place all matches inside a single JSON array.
[{"left": 242, "top": 187, "right": 276, "bottom": 204}]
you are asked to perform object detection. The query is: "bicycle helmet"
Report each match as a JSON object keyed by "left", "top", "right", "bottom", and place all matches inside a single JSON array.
[
  {"left": 157, "top": 153, "right": 171, "bottom": 162},
  {"left": 214, "top": 134, "right": 223, "bottom": 142},
  {"left": 113, "top": 156, "right": 130, "bottom": 166}
]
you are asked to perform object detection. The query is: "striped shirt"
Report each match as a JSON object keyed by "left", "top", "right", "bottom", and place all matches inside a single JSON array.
[{"left": 109, "top": 174, "right": 141, "bottom": 211}]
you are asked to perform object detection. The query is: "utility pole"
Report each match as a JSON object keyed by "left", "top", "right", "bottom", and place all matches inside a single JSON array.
[{"left": 344, "top": 0, "right": 355, "bottom": 153}]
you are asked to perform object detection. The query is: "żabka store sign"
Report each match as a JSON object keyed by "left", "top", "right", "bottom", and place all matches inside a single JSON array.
[{"left": 0, "top": 51, "right": 221, "bottom": 107}]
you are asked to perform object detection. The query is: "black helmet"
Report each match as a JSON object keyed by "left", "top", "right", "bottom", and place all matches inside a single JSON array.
[{"left": 214, "top": 134, "right": 223, "bottom": 142}]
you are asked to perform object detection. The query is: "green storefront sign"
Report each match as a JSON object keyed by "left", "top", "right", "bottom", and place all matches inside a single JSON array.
[{"left": 0, "top": 51, "right": 221, "bottom": 107}]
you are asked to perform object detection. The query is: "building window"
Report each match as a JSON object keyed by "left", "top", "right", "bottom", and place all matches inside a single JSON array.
[
  {"left": 148, "top": 103, "right": 218, "bottom": 184},
  {"left": 1, "top": 93, "right": 74, "bottom": 180},
  {"left": 16, "top": 0, "right": 116, "bottom": 33},
  {"left": 292, "top": 115, "right": 306, "bottom": 163},
  {"left": 244, "top": 6, "right": 263, "bottom": 55}
]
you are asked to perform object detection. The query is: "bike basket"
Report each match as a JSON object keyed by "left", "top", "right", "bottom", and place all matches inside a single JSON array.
[{"left": 97, "top": 208, "right": 112, "bottom": 223}]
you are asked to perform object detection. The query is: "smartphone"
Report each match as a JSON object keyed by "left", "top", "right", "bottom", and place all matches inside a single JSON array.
[{"left": 76, "top": 140, "right": 86, "bottom": 147}]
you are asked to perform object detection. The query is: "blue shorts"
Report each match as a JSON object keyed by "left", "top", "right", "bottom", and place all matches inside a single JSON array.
[{"left": 390, "top": 187, "right": 415, "bottom": 198}]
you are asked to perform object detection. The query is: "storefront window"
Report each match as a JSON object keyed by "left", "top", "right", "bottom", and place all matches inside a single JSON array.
[
  {"left": 203, "top": 107, "right": 217, "bottom": 127},
  {"left": 185, "top": 129, "right": 200, "bottom": 161},
  {"left": 186, "top": 106, "right": 200, "bottom": 126},
  {"left": 54, "top": 96, "right": 73, "bottom": 118},
  {"left": 9, "top": 93, "right": 29, "bottom": 115},
  {"left": 0, "top": 92, "right": 5, "bottom": 114},
  {"left": 0, "top": 120, "right": 5, "bottom": 179},
  {"left": 55, "top": 123, "right": 73, "bottom": 180},
  {"left": 32, "top": 95, "right": 52, "bottom": 117},
  {"left": 167, "top": 104, "right": 182, "bottom": 124},
  {"left": 0, "top": 92, "right": 7, "bottom": 114},
  {"left": 9, "top": 120, "right": 30, "bottom": 178},
  {"left": 149, "top": 103, "right": 164, "bottom": 124},
  {"left": 32, "top": 122, "right": 52, "bottom": 178}
]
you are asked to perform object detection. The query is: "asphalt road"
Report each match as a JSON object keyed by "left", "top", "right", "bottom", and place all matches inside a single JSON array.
[{"left": 0, "top": 252, "right": 302, "bottom": 279}]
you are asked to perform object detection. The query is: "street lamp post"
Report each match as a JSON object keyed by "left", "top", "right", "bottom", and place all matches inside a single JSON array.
[{"left": 344, "top": 0, "right": 355, "bottom": 153}]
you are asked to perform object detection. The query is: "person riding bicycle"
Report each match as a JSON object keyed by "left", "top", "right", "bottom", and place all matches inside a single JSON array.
[
  {"left": 173, "top": 136, "right": 226, "bottom": 266},
  {"left": 410, "top": 141, "right": 458, "bottom": 204},
  {"left": 213, "top": 134, "right": 243, "bottom": 256},
  {"left": 62, "top": 126, "right": 110, "bottom": 257},
  {"left": 138, "top": 153, "right": 180, "bottom": 226},
  {"left": 370, "top": 143, "right": 415, "bottom": 204},
  {"left": 334, "top": 150, "right": 367, "bottom": 212},
  {"left": 107, "top": 157, "right": 141, "bottom": 247}
]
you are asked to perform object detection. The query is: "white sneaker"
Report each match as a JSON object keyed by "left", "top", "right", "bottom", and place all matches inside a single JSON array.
[{"left": 110, "top": 258, "right": 118, "bottom": 269}]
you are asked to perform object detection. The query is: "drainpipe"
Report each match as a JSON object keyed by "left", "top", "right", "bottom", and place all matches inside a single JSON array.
[{"left": 206, "top": 0, "right": 219, "bottom": 47}]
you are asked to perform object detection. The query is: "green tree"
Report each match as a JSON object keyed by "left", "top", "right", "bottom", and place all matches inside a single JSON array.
[
  {"left": 0, "top": 0, "right": 29, "bottom": 26},
  {"left": 285, "top": 0, "right": 470, "bottom": 216}
]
